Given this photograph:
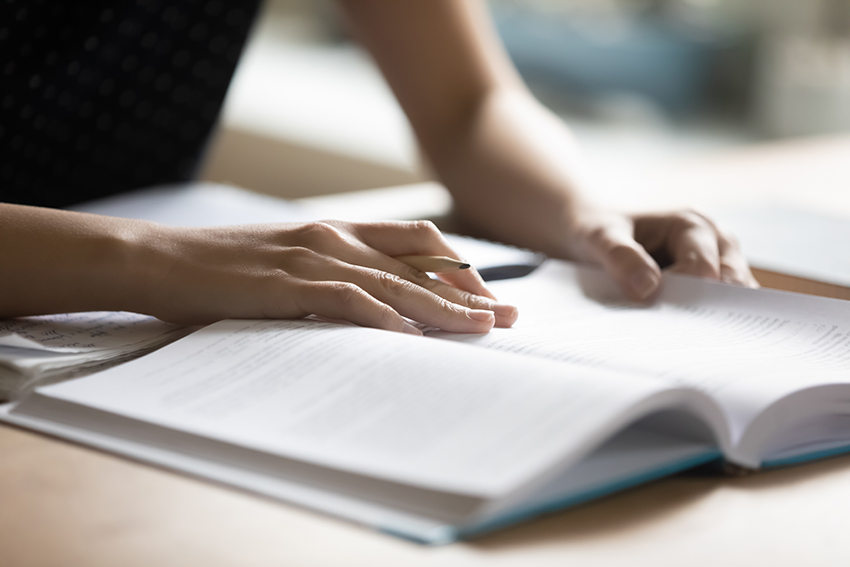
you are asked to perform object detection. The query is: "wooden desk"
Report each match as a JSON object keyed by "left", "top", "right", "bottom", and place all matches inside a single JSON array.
[{"left": 3, "top": 136, "right": 850, "bottom": 567}]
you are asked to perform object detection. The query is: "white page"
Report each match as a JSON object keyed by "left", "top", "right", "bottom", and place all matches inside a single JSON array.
[
  {"left": 433, "top": 261, "right": 850, "bottom": 443},
  {"left": 69, "top": 182, "right": 312, "bottom": 226},
  {"left": 25, "top": 319, "right": 677, "bottom": 498},
  {"left": 0, "top": 312, "right": 191, "bottom": 399},
  {"left": 0, "top": 312, "right": 183, "bottom": 354}
]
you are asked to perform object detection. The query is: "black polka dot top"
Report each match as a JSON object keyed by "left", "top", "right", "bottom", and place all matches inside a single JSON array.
[{"left": 0, "top": 0, "right": 261, "bottom": 208}]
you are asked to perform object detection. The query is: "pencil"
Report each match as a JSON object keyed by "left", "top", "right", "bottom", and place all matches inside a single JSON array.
[{"left": 394, "top": 255, "right": 471, "bottom": 273}]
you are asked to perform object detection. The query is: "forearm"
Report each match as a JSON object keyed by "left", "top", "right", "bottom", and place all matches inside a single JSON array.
[
  {"left": 0, "top": 204, "right": 158, "bottom": 317},
  {"left": 342, "top": 0, "right": 588, "bottom": 257},
  {"left": 0, "top": 205, "right": 516, "bottom": 330},
  {"left": 423, "top": 88, "right": 589, "bottom": 258}
]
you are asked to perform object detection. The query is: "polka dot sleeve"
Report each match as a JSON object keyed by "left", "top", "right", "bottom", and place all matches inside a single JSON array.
[{"left": 0, "top": 0, "right": 261, "bottom": 208}]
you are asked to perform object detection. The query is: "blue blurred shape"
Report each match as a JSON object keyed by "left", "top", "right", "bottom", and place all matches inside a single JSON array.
[{"left": 493, "top": 8, "right": 720, "bottom": 115}]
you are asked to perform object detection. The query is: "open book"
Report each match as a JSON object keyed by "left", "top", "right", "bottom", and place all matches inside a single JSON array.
[{"left": 3, "top": 260, "right": 850, "bottom": 544}]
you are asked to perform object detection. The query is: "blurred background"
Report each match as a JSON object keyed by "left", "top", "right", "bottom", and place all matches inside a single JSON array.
[{"left": 199, "top": 0, "right": 850, "bottom": 205}]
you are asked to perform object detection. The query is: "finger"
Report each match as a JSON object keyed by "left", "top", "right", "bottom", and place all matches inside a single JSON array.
[
  {"left": 349, "top": 220, "right": 497, "bottom": 300},
  {"left": 426, "top": 275, "right": 518, "bottom": 327},
  {"left": 287, "top": 257, "right": 497, "bottom": 333},
  {"left": 665, "top": 214, "right": 722, "bottom": 279},
  {"left": 291, "top": 280, "right": 422, "bottom": 335},
  {"left": 666, "top": 232, "right": 720, "bottom": 278},
  {"left": 366, "top": 270, "right": 497, "bottom": 333},
  {"left": 716, "top": 230, "right": 760, "bottom": 288},
  {"left": 579, "top": 222, "right": 662, "bottom": 301},
  {"left": 283, "top": 230, "right": 516, "bottom": 327},
  {"left": 350, "top": 255, "right": 517, "bottom": 328}
]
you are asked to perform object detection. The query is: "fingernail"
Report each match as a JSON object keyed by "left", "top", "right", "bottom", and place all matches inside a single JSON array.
[
  {"left": 467, "top": 309, "right": 495, "bottom": 323},
  {"left": 401, "top": 322, "right": 423, "bottom": 336},
  {"left": 629, "top": 270, "right": 660, "bottom": 300},
  {"left": 492, "top": 303, "right": 518, "bottom": 320}
]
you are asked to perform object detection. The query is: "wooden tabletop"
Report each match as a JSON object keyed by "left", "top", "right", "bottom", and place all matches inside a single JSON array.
[
  {"left": 4, "top": 135, "right": 850, "bottom": 567},
  {"left": 4, "top": 423, "right": 850, "bottom": 567}
]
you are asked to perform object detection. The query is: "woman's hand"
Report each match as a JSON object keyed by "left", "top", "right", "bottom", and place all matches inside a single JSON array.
[
  {"left": 0, "top": 205, "right": 517, "bottom": 334},
  {"left": 565, "top": 207, "right": 759, "bottom": 301},
  {"left": 134, "top": 219, "right": 518, "bottom": 334}
]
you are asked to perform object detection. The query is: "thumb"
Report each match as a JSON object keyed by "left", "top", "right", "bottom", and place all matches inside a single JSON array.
[{"left": 580, "top": 224, "right": 662, "bottom": 301}]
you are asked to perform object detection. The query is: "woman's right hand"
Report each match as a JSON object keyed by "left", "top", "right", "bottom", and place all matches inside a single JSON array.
[
  {"left": 1, "top": 206, "right": 516, "bottom": 334},
  {"left": 137, "top": 219, "right": 518, "bottom": 335}
]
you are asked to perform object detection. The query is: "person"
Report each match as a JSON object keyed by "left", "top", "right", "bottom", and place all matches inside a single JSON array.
[{"left": 0, "top": 0, "right": 757, "bottom": 336}]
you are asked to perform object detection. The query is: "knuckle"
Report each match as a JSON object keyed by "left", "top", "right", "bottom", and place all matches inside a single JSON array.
[
  {"left": 452, "top": 289, "right": 483, "bottom": 308},
  {"left": 375, "top": 271, "right": 412, "bottom": 298},
  {"left": 417, "top": 274, "right": 440, "bottom": 291},
  {"left": 329, "top": 281, "right": 365, "bottom": 308},
  {"left": 400, "top": 264, "right": 436, "bottom": 287},
  {"left": 405, "top": 219, "right": 443, "bottom": 240},
  {"left": 294, "top": 221, "right": 346, "bottom": 247},
  {"left": 281, "top": 245, "right": 319, "bottom": 265},
  {"left": 375, "top": 305, "right": 400, "bottom": 329},
  {"left": 573, "top": 224, "right": 615, "bottom": 258},
  {"left": 365, "top": 220, "right": 397, "bottom": 233},
  {"left": 580, "top": 221, "right": 632, "bottom": 254},
  {"left": 423, "top": 292, "right": 453, "bottom": 314},
  {"left": 438, "top": 295, "right": 466, "bottom": 316},
  {"left": 682, "top": 254, "right": 718, "bottom": 276},
  {"left": 266, "top": 268, "right": 293, "bottom": 285},
  {"left": 411, "top": 219, "right": 439, "bottom": 234},
  {"left": 606, "top": 242, "right": 639, "bottom": 262},
  {"left": 581, "top": 224, "right": 610, "bottom": 246}
]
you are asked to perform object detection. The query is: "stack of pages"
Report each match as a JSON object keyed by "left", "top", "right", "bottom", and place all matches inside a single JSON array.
[{"left": 0, "top": 312, "right": 190, "bottom": 400}]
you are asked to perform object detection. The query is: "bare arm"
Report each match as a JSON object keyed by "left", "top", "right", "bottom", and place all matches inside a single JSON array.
[
  {"left": 0, "top": 204, "right": 152, "bottom": 317},
  {"left": 0, "top": 204, "right": 517, "bottom": 331},
  {"left": 341, "top": 0, "right": 757, "bottom": 299}
]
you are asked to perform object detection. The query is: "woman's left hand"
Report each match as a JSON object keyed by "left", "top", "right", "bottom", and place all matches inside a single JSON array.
[{"left": 565, "top": 206, "right": 759, "bottom": 301}]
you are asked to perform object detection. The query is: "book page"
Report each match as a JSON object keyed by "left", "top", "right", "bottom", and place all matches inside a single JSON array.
[
  {"left": 433, "top": 261, "right": 850, "bottom": 443},
  {"left": 0, "top": 312, "right": 184, "bottom": 354},
  {"left": 24, "top": 319, "right": 680, "bottom": 498},
  {"left": 70, "top": 182, "right": 311, "bottom": 227}
]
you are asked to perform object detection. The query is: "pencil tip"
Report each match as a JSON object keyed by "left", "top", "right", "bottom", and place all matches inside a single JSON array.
[{"left": 459, "top": 263, "right": 471, "bottom": 270}]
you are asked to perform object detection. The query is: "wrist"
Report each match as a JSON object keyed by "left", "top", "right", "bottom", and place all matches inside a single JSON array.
[
  {"left": 0, "top": 206, "right": 171, "bottom": 317},
  {"left": 105, "top": 220, "right": 176, "bottom": 317}
]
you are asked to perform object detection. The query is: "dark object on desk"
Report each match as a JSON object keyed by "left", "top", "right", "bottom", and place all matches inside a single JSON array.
[{"left": 478, "top": 263, "right": 541, "bottom": 281}]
